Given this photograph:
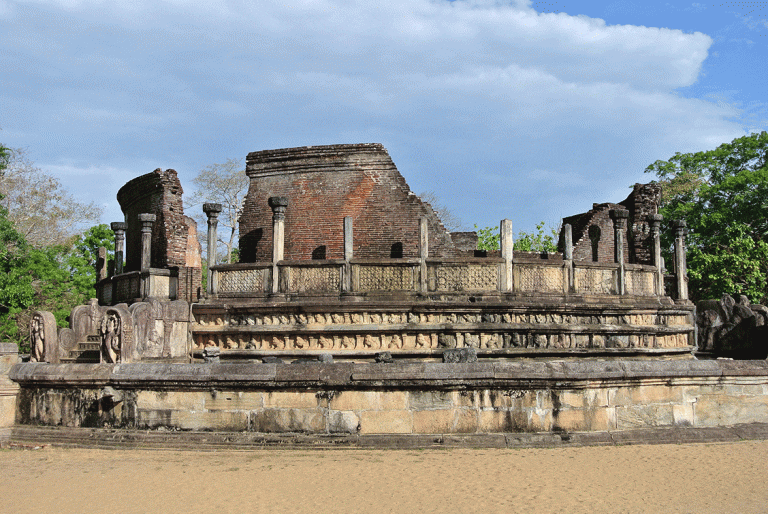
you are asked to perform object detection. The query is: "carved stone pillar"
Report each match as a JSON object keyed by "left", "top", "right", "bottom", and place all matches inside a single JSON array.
[
  {"left": 203, "top": 203, "right": 223, "bottom": 295},
  {"left": 138, "top": 213, "right": 156, "bottom": 272},
  {"left": 673, "top": 219, "right": 688, "bottom": 301},
  {"left": 500, "top": 219, "right": 513, "bottom": 292},
  {"left": 418, "top": 218, "right": 428, "bottom": 293},
  {"left": 648, "top": 214, "right": 664, "bottom": 295},
  {"left": 343, "top": 216, "right": 353, "bottom": 292},
  {"left": 563, "top": 223, "right": 573, "bottom": 292},
  {"left": 268, "top": 197, "right": 288, "bottom": 294},
  {"left": 609, "top": 209, "right": 629, "bottom": 295},
  {"left": 110, "top": 221, "right": 127, "bottom": 275}
]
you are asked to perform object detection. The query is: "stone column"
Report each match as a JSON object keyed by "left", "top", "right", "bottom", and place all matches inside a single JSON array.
[
  {"left": 563, "top": 223, "right": 573, "bottom": 292},
  {"left": 343, "top": 216, "right": 353, "bottom": 292},
  {"left": 203, "top": 203, "right": 223, "bottom": 295},
  {"left": 673, "top": 219, "right": 688, "bottom": 301},
  {"left": 500, "top": 219, "right": 513, "bottom": 292},
  {"left": 648, "top": 214, "right": 664, "bottom": 296},
  {"left": 268, "top": 197, "right": 288, "bottom": 294},
  {"left": 418, "top": 218, "right": 428, "bottom": 293},
  {"left": 609, "top": 209, "right": 629, "bottom": 295},
  {"left": 110, "top": 222, "right": 127, "bottom": 275},
  {"left": 138, "top": 213, "right": 156, "bottom": 272}
]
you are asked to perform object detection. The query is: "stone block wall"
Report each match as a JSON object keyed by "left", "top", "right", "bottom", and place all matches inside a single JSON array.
[
  {"left": 0, "top": 343, "right": 20, "bottom": 431},
  {"left": 116, "top": 168, "right": 202, "bottom": 302},
  {"left": 11, "top": 360, "right": 768, "bottom": 436},
  {"left": 239, "top": 144, "right": 458, "bottom": 262}
]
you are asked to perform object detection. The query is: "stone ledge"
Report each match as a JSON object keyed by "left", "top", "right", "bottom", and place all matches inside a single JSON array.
[
  {"left": 7, "top": 423, "right": 768, "bottom": 450},
  {"left": 11, "top": 360, "right": 768, "bottom": 389}
]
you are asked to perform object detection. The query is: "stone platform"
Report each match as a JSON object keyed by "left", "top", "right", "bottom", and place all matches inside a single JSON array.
[{"left": 10, "top": 359, "right": 768, "bottom": 442}]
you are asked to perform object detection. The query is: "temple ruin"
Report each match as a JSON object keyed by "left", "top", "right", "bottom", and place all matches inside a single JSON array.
[{"left": 3, "top": 143, "right": 768, "bottom": 447}]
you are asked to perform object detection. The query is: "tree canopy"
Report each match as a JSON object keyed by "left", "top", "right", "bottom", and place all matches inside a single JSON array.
[
  {"left": 0, "top": 144, "right": 114, "bottom": 351},
  {"left": 0, "top": 148, "right": 101, "bottom": 247},
  {"left": 474, "top": 222, "right": 558, "bottom": 253},
  {"left": 645, "top": 131, "right": 768, "bottom": 304},
  {"left": 186, "top": 158, "right": 249, "bottom": 264}
]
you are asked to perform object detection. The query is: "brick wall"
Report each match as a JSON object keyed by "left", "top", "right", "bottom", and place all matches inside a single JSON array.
[
  {"left": 239, "top": 144, "right": 459, "bottom": 262},
  {"left": 116, "top": 169, "right": 202, "bottom": 301},
  {"left": 620, "top": 183, "right": 661, "bottom": 265},
  {"left": 560, "top": 183, "right": 660, "bottom": 265}
]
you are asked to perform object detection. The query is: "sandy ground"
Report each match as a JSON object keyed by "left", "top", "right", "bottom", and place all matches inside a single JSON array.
[{"left": 1, "top": 441, "right": 767, "bottom": 514}]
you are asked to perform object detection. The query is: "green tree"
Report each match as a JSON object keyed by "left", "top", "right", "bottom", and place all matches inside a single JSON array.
[
  {"left": 474, "top": 224, "right": 500, "bottom": 251},
  {"left": 515, "top": 221, "right": 558, "bottom": 252},
  {"left": 645, "top": 131, "right": 768, "bottom": 303},
  {"left": 474, "top": 222, "right": 558, "bottom": 252}
]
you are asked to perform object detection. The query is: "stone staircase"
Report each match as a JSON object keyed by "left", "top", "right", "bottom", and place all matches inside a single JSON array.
[{"left": 60, "top": 335, "right": 101, "bottom": 363}]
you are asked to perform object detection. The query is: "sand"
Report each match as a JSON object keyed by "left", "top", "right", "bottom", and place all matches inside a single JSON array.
[{"left": 1, "top": 441, "right": 766, "bottom": 514}]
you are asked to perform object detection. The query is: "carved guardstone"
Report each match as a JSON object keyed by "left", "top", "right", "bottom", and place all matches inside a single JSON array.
[{"left": 29, "top": 311, "right": 58, "bottom": 363}]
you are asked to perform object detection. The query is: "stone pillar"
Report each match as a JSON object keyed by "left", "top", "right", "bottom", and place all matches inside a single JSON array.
[
  {"left": 138, "top": 213, "right": 156, "bottom": 272},
  {"left": 648, "top": 214, "right": 664, "bottom": 296},
  {"left": 96, "top": 246, "right": 108, "bottom": 282},
  {"left": 563, "top": 223, "right": 573, "bottom": 292},
  {"left": 419, "top": 217, "right": 428, "bottom": 293},
  {"left": 500, "top": 219, "right": 513, "bottom": 292},
  {"left": 268, "top": 197, "right": 288, "bottom": 294},
  {"left": 673, "top": 219, "right": 688, "bottom": 301},
  {"left": 203, "top": 203, "right": 223, "bottom": 295},
  {"left": 111, "top": 222, "right": 127, "bottom": 275},
  {"left": 343, "top": 216, "right": 353, "bottom": 292},
  {"left": 609, "top": 209, "right": 629, "bottom": 295}
]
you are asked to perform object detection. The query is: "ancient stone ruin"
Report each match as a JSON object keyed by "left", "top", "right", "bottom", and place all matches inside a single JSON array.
[
  {"left": 697, "top": 294, "right": 768, "bottom": 359},
  {"left": 4, "top": 142, "right": 768, "bottom": 446}
]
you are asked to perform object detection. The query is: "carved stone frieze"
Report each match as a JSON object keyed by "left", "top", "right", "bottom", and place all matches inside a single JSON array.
[
  {"left": 431, "top": 264, "right": 499, "bottom": 292},
  {"left": 517, "top": 266, "right": 563, "bottom": 293},
  {"left": 357, "top": 265, "right": 414, "bottom": 291},
  {"left": 626, "top": 270, "right": 656, "bottom": 296},
  {"left": 574, "top": 268, "right": 615, "bottom": 294},
  {"left": 287, "top": 266, "right": 341, "bottom": 293},
  {"left": 218, "top": 269, "right": 265, "bottom": 294}
]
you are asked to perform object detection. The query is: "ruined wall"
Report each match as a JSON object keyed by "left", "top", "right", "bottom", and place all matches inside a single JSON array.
[
  {"left": 620, "top": 183, "right": 662, "bottom": 265},
  {"left": 560, "top": 183, "right": 660, "bottom": 265},
  {"left": 561, "top": 203, "right": 625, "bottom": 264},
  {"left": 239, "top": 144, "right": 458, "bottom": 262},
  {"left": 116, "top": 169, "right": 202, "bottom": 301}
]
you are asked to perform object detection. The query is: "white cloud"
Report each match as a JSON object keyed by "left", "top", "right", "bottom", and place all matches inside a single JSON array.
[{"left": 1, "top": 0, "right": 753, "bottom": 232}]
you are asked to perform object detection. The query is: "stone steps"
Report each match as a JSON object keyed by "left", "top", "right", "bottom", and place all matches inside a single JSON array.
[
  {"left": 7, "top": 424, "right": 768, "bottom": 451},
  {"left": 61, "top": 340, "right": 101, "bottom": 363}
]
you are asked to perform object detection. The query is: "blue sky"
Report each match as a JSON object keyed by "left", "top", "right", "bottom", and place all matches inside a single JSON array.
[{"left": 1, "top": 0, "right": 767, "bottom": 235}]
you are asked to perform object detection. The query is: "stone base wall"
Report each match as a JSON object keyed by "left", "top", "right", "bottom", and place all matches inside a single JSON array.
[
  {"left": 0, "top": 344, "right": 20, "bottom": 430},
  {"left": 10, "top": 360, "right": 768, "bottom": 435}
]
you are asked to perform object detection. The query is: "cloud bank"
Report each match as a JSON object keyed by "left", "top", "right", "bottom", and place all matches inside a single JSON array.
[{"left": 0, "top": 0, "right": 747, "bottom": 231}]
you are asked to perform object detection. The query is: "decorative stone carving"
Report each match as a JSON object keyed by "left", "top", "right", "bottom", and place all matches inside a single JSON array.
[
  {"left": 29, "top": 311, "right": 57, "bottom": 363},
  {"left": 99, "top": 307, "right": 134, "bottom": 363},
  {"left": 518, "top": 266, "right": 563, "bottom": 293},
  {"left": 574, "top": 268, "right": 614, "bottom": 294},
  {"left": 626, "top": 270, "right": 656, "bottom": 296},
  {"left": 357, "top": 265, "right": 413, "bottom": 291},
  {"left": 432, "top": 265, "right": 498, "bottom": 292},
  {"left": 287, "top": 266, "right": 341, "bottom": 293},
  {"left": 218, "top": 269, "right": 265, "bottom": 293},
  {"left": 697, "top": 294, "right": 767, "bottom": 358}
]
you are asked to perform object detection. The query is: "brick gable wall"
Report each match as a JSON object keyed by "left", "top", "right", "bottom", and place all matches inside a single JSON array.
[{"left": 239, "top": 144, "right": 459, "bottom": 262}]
